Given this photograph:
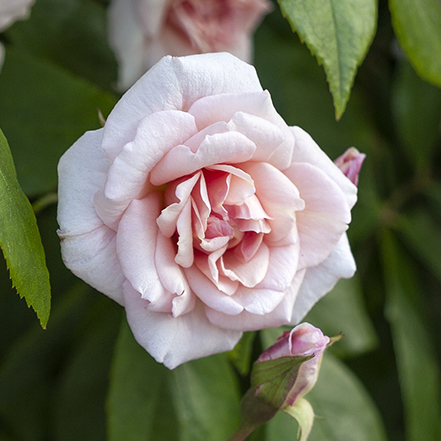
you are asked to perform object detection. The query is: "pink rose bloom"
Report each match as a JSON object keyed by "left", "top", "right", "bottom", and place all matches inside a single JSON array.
[
  {"left": 334, "top": 147, "right": 366, "bottom": 186},
  {"left": 57, "top": 53, "right": 357, "bottom": 369},
  {"left": 107, "top": 0, "right": 271, "bottom": 90},
  {"left": 257, "top": 323, "right": 329, "bottom": 407},
  {"left": 0, "top": 0, "right": 35, "bottom": 71}
]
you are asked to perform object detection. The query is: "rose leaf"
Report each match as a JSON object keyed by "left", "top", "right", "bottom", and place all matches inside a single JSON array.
[
  {"left": 277, "top": 0, "right": 377, "bottom": 119},
  {"left": 389, "top": 0, "right": 441, "bottom": 89},
  {"left": 0, "top": 129, "right": 51, "bottom": 328}
]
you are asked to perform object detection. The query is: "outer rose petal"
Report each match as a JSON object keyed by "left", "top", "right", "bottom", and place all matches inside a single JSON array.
[
  {"left": 58, "top": 129, "right": 109, "bottom": 236},
  {"left": 101, "top": 53, "right": 263, "bottom": 161},
  {"left": 123, "top": 281, "right": 242, "bottom": 369},
  {"left": 290, "top": 126, "right": 358, "bottom": 209},
  {"left": 290, "top": 234, "right": 356, "bottom": 324},
  {"left": 57, "top": 129, "right": 125, "bottom": 304}
]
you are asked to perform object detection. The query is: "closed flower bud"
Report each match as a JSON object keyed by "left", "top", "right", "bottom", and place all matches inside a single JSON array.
[{"left": 334, "top": 147, "right": 366, "bottom": 186}]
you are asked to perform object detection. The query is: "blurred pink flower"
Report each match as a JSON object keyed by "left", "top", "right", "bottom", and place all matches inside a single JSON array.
[
  {"left": 58, "top": 53, "right": 358, "bottom": 369},
  {"left": 257, "top": 323, "right": 329, "bottom": 407},
  {"left": 334, "top": 147, "right": 366, "bottom": 186},
  {"left": 108, "top": 0, "right": 271, "bottom": 90}
]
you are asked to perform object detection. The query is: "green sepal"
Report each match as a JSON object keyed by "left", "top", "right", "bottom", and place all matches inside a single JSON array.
[
  {"left": 283, "top": 397, "right": 315, "bottom": 441},
  {"left": 251, "top": 355, "right": 312, "bottom": 409}
]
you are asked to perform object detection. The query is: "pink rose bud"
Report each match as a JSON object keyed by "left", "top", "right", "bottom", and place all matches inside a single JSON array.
[
  {"left": 255, "top": 323, "right": 329, "bottom": 407},
  {"left": 334, "top": 147, "right": 366, "bottom": 186},
  {"left": 228, "top": 324, "right": 330, "bottom": 440}
]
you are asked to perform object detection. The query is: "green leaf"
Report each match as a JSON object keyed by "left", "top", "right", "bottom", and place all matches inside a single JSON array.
[
  {"left": 266, "top": 353, "right": 388, "bottom": 441},
  {"left": 397, "top": 210, "right": 441, "bottom": 285},
  {"left": 227, "top": 331, "right": 257, "bottom": 376},
  {"left": 0, "top": 129, "right": 50, "bottom": 327},
  {"left": 305, "top": 276, "right": 378, "bottom": 358},
  {"left": 0, "top": 48, "right": 116, "bottom": 197},
  {"left": 382, "top": 230, "right": 441, "bottom": 441},
  {"left": 0, "top": 282, "right": 94, "bottom": 441},
  {"left": 107, "top": 320, "right": 241, "bottom": 441},
  {"left": 277, "top": 0, "right": 377, "bottom": 118},
  {"left": 282, "top": 398, "right": 314, "bottom": 441},
  {"left": 389, "top": 0, "right": 441, "bottom": 89},
  {"left": 391, "top": 59, "right": 441, "bottom": 169}
]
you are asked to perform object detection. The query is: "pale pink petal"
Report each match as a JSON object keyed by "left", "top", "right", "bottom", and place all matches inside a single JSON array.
[
  {"left": 184, "top": 265, "right": 243, "bottom": 314},
  {"left": 57, "top": 129, "right": 109, "bottom": 236},
  {"left": 194, "top": 251, "right": 239, "bottom": 295},
  {"left": 0, "top": 0, "right": 35, "bottom": 31},
  {"left": 291, "top": 126, "right": 358, "bottom": 209},
  {"left": 116, "top": 193, "right": 167, "bottom": 303},
  {"left": 175, "top": 199, "right": 194, "bottom": 267},
  {"left": 205, "top": 269, "right": 306, "bottom": 331},
  {"left": 221, "top": 241, "right": 270, "bottom": 287},
  {"left": 241, "top": 162, "right": 305, "bottom": 243},
  {"left": 285, "top": 163, "right": 350, "bottom": 270},
  {"left": 188, "top": 90, "right": 294, "bottom": 169},
  {"left": 155, "top": 232, "right": 196, "bottom": 317},
  {"left": 123, "top": 281, "right": 242, "bottom": 369},
  {"left": 208, "top": 164, "right": 254, "bottom": 204},
  {"left": 183, "top": 121, "right": 230, "bottom": 152},
  {"left": 59, "top": 226, "right": 124, "bottom": 304},
  {"left": 290, "top": 234, "right": 356, "bottom": 324},
  {"left": 255, "top": 238, "right": 300, "bottom": 292},
  {"left": 230, "top": 286, "right": 286, "bottom": 315},
  {"left": 157, "top": 173, "right": 200, "bottom": 237},
  {"left": 227, "top": 112, "right": 285, "bottom": 164},
  {"left": 104, "top": 110, "right": 198, "bottom": 202},
  {"left": 150, "top": 131, "right": 256, "bottom": 186},
  {"left": 101, "top": 53, "right": 263, "bottom": 161}
]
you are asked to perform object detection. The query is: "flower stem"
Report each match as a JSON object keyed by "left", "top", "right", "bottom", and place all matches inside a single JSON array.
[{"left": 226, "top": 424, "right": 256, "bottom": 441}]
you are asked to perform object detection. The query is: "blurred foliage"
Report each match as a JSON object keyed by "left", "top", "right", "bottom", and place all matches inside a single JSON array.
[{"left": 1, "top": 0, "right": 441, "bottom": 440}]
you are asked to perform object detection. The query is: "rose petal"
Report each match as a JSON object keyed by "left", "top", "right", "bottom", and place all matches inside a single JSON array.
[
  {"left": 284, "top": 162, "right": 350, "bottom": 270},
  {"left": 155, "top": 232, "right": 196, "bottom": 317},
  {"left": 60, "top": 225, "right": 124, "bottom": 304},
  {"left": 205, "top": 269, "right": 306, "bottom": 331},
  {"left": 150, "top": 131, "right": 256, "bottom": 186},
  {"left": 291, "top": 126, "right": 358, "bottom": 209},
  {"left": 221, "top": 241, "right": 270, "bottom": 287},
  {"left": 290, "top": 234, "right": 356, "bottom": 324},
  {"left": 117, "top": 193, "right": 168, "bottom": 304},
  {"left": 188, "top": 90, "right": 294, "bottom": 169},
  {"left": 101, "top": 52, "right": 263, "bottom": 161},
  {"left": 123, "top": 281, "right": 242, "bottom": 369},
  {"left": 185, "top": 265, "right": 243, "bottom": 314},
  {"left": 57, "top": 129, "right": 109, "bottom": 236},
  {"left": 241, "top": 162, "right": 305, "bottom": 243}
]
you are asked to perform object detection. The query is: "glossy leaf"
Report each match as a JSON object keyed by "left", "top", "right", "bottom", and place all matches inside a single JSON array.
[
  {"left": 382, "top": 231, "right": 441, "bottom": 441},
  {"left": 0, "top": 129, "right": 50, "bottom": 327},
  {"left": 107, "top": 320, "right": 241, "bottom": 441},
  {"left": 277, "top": 0, "right": 377, "bottom": 118},
  {"left": 389, "top": 0, "right": 441, "bottom": 88}
]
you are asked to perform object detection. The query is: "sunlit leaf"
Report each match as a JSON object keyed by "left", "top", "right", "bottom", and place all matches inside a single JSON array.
[
  {"left": 277, "top": 0, "right": 377, "bottom": 118},
  {"left": 382, "top": 230, "right": 441, "bottom": 441},
  {"left": 0, "top": 129, "right": 50, "bottom": 327},
  {"left": 390, "top": 0, "right": 441, "bottom": 88}
]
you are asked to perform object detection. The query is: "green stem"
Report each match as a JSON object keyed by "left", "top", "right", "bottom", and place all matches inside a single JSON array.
[{"left": 226, "top": 424, "right": 256, "bottom": 441}]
